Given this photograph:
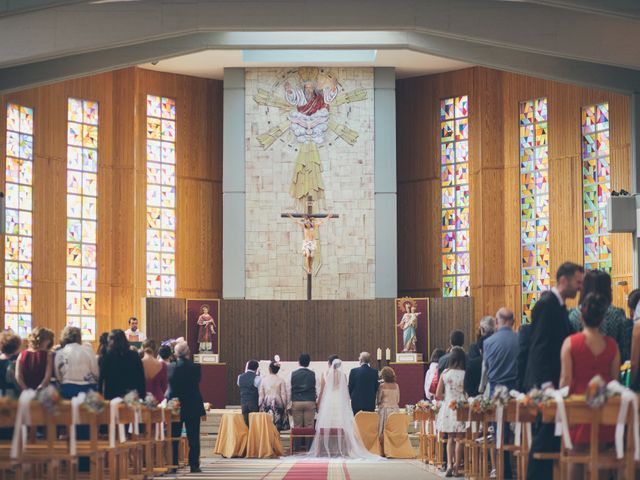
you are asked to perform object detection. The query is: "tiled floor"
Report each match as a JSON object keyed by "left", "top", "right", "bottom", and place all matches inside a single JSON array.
[{"left": 157, "top": 457, "right": 444, "bottom": 480}]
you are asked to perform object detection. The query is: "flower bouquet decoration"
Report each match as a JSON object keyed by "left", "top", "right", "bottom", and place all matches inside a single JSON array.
[
  {"left": 83, "top": 390, "right": 105, "bottom": 414},
  {"left": 35, "top": 384, "right": 61, "bottom": 414}
]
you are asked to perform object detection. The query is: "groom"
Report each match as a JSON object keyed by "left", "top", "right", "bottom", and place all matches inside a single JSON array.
[{"left": 348, "top": 352, "right": 379, "bottom": 415}]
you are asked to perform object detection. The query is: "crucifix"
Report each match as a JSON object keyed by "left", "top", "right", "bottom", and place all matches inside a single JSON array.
[{"left": 281, "top": 195, "right": 339, "bottom": 300}]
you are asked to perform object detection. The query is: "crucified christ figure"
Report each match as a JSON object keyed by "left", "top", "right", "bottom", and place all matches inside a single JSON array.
[{"left": 287, "top": 213, "right": 334, "bottom": 274}]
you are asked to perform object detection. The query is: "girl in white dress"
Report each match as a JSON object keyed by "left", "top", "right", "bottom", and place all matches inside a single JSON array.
[{"left": 435, "top": 346, "right": 467, "bottom": 477}]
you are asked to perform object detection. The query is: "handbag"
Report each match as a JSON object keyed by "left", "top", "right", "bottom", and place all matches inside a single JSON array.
[{"left": 429, "top": 370, "right": 439, "bottom": 395}]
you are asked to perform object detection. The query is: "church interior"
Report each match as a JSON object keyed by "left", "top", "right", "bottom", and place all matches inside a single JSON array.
[{"left": 0, "top": 1, "right": 639, "bottom": 479}]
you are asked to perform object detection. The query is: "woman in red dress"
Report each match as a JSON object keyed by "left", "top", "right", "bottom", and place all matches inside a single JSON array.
[
  {"left": 559, "top": 292, "right": 620, "bottom": 480},
  {"left": 15, "top": 327, "right": 54, "bottom": 391}
]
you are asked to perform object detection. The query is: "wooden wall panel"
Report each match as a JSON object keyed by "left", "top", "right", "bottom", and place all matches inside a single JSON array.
[
  {"left": 0, "top": 68, "right": 223, "bottom": 342},
  {"left": 146, "top": 297, "right": 186, "bottom": 344},
  {"left": 428, "top": 298, "right": 474, "bottom": 356},
  {"left": 220, "top": 299, "right": 396, "bottom": 405},
  {"left": 398, "top": 67, "right": 633, "bottom": 328}
]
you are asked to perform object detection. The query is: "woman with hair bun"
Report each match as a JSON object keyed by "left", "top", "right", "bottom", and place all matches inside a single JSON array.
[
  {"left": 15, "top": 327, "right": 54, "bottom": 391},
  {"left": 560, "top": 292, "right": 620, "bottom": 479},
  {"left": 258, "top": 356, "right": 289, "bottom": 430}
]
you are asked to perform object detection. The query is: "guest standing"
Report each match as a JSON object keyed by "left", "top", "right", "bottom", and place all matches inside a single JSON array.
[
  {"left": 481, "top": 308, "right": 519, "bottom": 479},
  {"left": 141, "top": 339, "right": 168, "bottom": 402},
  {"left": 438, "top": 330, "right": 465, "bottom": 372},
  {"left": 627, "top": 289, "right": 640, "bottom": 388},
  {"left": 99, "top": 329, "right": 145, "bottom": 399},
  {"left": 237, "top": 359, "right": 261, "bottom": 426},
  {"left": 435, "top": 347, "right": 467, "bottom": 477},
  {"left": 54, "top": 326, "right": 100, "bottom": 472},
  {"left": 290, "top": 353, "right": 317, "bottom": 429},
  {"left": 0, "top": 331, "right": 22, "bottom": 398},
  {"left": 623, "top": 289, "right": 640, "bottom": 369},
  {"left": 169, "top": 341, "right": 205, "bottom": 474},
  {"left": 348, "top": 352, "right": 379, "bottom": 415},
  {"left": 377, "top": 367, "right": 400, "bottom": 438},
  {"left": 54, "top": 326, "right": 99, "bottom": 398},
  {"left": 469, "top": 316, "right": 495, "bottom": 360},
  {"left": 259, "top": 359, "right": 289, "bottom": 431},
  {"left": 424, "top": 348, "right": 445, "bottom": 400},
  {"left": 15, "top": 327, "right": 54, "bottom": 391},
  {"left": 482, "top": 308, "right": 519, "bottom": 394},
  {"left": 568, "top": 270, "right": 628, "bottom": 360},
  {"left": 525, "top": 262, "right": 584, "bottom": 480},
  {"left": 560, "top": 292, "right": 620, "bottom": 480},
  {"left": 516, "top": 322, "right": 533, "bottom": 391}
]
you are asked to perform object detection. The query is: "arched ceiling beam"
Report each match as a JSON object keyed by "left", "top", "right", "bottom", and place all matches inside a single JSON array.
[{"left": 0, "top": 30, "right": 638, "bottom": 94}]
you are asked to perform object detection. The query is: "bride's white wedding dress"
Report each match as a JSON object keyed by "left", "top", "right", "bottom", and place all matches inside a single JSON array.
[{"left": 306, "top": 359, "right": 380, "bottom": 459}]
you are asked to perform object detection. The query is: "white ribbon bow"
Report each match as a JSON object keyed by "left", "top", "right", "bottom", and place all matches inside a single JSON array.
[
  {"left": 155, "top": 406, "right": 166, "bottom": 441},
  {"left": 10, "top": 389, "right": 36, "bottom": 459},
  {"left": 69, "top": 392, "right": 87, "bottom": 456},
  {"left": 467, "top": 402, "right": 477, "bottom": 433},
  {"left": 548, "top": 386, "right": 572, "bottom": 450},
  {"left": 607, "top": 380, "right": 640, "bottom": 460},
  {"left": 109, "top": 398, "right": 126, "bottom": 448},
  {"left": 495, "top": 404, "right": 504, "bottom": 449}
]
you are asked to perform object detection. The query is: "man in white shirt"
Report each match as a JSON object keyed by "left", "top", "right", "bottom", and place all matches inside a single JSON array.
[{"left": 124, "top": 317, "right": 147, "bottom": 342}]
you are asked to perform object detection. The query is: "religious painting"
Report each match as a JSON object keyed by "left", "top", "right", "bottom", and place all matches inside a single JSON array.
[
  {"left": 395, "top": 297, "right": 428, "bottom": 363},
  {"left": 245, "top": 67, "right": 375, "bottom": 300},
  {"left": 186, "top": 299, "right": 220, "bottom": 363}
]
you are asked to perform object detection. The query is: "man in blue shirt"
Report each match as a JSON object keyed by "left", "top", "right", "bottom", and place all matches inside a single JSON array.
[
  {"left": 482, "top": 308, "right": 519, "bottom": 394},
  {"left": 481, "top": 308, "right": 518, "bottom": 479}
]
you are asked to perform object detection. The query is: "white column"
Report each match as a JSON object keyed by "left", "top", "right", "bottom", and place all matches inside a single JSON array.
[
  {"left": 374, "top": 67, "right": 398, "bottom": 298},
  {"left": 223, "top": 68, "right": 246, "bottom": 298}
]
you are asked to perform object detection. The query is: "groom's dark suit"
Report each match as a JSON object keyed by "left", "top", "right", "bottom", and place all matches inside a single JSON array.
[{"left": 348, "top": 363, "right": 379, "bottom": 415}]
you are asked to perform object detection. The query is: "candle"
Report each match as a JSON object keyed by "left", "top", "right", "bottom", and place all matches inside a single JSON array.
[
  {"left": 385, "top": 348, "right": 391, "bottom": 361},
  {"left": 376, "top": 348, "right": 382, "bottom": 361}
]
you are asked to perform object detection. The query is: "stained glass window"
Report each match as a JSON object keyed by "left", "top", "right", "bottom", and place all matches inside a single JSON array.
[
  {"left": 146, "top": 95, "right": 176, "bottom": 296},
  {"left": 520, "top": 98, "right": 550, "bottom": 323},
  {"left": 4, "top": 104, "right": 34, "bottom": 336},
  {"left": 441, "top": 95, "right": 470, "bottom": 297},
  {"left": 582, "top": 103, "right": 611, "bottom": 272},
  {"left": 66, "top": 98, "right": 98, "bottom": 340}
]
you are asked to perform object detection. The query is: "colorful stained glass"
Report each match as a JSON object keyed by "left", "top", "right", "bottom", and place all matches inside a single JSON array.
[
  {"left": 440, "top": 95, "right": 470, "bottom": 297},
  {"left": 520, "top": 98, "right": 549, "bottom": 323},
  {"left": 4, "top": 104, "right": 34, "bottom": 335},
  {"left": 146, "top": 95, "right": 176, "bottom": 296},
  {"left": 66, "top": 98, "right": 98, "bottom": 340},
  {"left": 582, "top": 103, "right": 611, "bottom": 272}
]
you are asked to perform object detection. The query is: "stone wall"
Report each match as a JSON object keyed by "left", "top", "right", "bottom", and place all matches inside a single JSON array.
[{"left": 245, "top": 67, "right": 375, "bottom": 299}]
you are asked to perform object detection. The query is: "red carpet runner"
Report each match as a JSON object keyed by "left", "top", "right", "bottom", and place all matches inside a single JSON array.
[{"left": 281, "top": 461, "right": 351, "bottom": 480}]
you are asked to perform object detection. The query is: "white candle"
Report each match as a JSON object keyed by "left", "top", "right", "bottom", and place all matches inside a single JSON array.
[
  {"left": 385, "top": 348, "right": 391, "bottom": 361},
  {"left": 376, "top": 348, "right": 382, "bottom": 361}
]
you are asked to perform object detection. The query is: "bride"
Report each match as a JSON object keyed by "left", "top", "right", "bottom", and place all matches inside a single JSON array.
[{"left": 306, "top": 357, "right": 380, "bottom": 459}]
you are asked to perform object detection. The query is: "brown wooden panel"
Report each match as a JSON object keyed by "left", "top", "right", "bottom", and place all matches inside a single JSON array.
[
  {"left": 146, "top": 297, "right": 186, "bottom": 344},
  {"left": 220, "top": 299, "right": 396, "bottom": 405},
  {"left": 397, "top": 66, "right": 632, "bottom": 326},
  {"left": 427, "top": 297, "right": 475, "bottom": 357},
  {"left": 0, "top": 67, "right": 223, "bottom": 342}
]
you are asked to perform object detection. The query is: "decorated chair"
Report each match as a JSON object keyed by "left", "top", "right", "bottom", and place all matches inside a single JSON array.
[
  {"left": 289, "top": 427, "right": 315, "bottom": 455},
  {"left": 542, "top": 396, "right": 633, "bottom": 480},
  {"left": 0, "top": 398, "right": 22, "bottom": 480},
  {"left": 354, "top": 411, "right": 381, "bottom": 455},
  {"left": 246, "top": 412, "right": 284, "bottom": 458},
  {"left": 382, "top": 412, "right": 415, "bottom": 458},
  {"left": 214, "top": 412, "right": 249, "bottom": 458}
]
